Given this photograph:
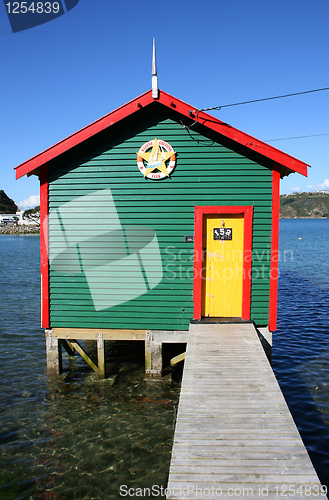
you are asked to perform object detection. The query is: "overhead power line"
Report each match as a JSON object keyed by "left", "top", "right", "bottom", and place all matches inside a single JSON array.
[
  {"left": 198, "top": 86, "right": 329, "bottom": 112},
  {"left": 185, "top": 86, "right": 329, "bottom": 145},
  {"left": 266, "top": 132, "right": 329, "bottom": 142}
]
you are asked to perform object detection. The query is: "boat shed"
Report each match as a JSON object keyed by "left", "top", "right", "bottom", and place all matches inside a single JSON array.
[{"left": 15, "top": 88, "right": 309, "bottom": 378}]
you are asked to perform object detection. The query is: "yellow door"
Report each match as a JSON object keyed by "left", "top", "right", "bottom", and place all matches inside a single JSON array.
[{"left": 201, "top": 214, "right": 244, "bottom": 317}]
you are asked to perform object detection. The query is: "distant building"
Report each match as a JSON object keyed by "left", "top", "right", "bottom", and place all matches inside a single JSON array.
[{"left": 0, "top": 211, "right": 23, "bottom": 224}]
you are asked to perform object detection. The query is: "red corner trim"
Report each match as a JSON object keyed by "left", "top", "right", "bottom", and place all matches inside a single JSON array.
[
  {"left": 269, "top": 170, "right": 280, "bottom": 332},
  {"left": 15, "top": 89, "right": 309, "bottom": 180},
  {"left": 40, "top": 165, "right": 49, "bottom": 329},
  {"left": 193, "top": 205, "right": 253, "bottom": 320}
]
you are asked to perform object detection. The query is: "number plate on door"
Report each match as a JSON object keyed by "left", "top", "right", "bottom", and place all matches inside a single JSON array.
[{"left": 214, "top": 228, "right": 232, "bottom": 240}]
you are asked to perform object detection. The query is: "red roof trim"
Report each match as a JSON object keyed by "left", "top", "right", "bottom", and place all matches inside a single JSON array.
[
  {"left": 15, "top": 89, "right": 309, "bottom": 179},
  {"left": 15, "top": 90, "right": 154, "bottom": 179},
  {"left": 158, "top": 91, "right": 308, "bottom": 177}
]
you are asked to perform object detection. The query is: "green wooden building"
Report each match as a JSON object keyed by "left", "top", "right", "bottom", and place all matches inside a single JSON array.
[{"left": 15, "top": 87, "right": 308, "bottom": 378}]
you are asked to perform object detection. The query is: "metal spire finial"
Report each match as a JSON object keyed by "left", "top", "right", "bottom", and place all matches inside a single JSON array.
[{"left": 152, "top": 38, "right": 159, "bottom": 99}]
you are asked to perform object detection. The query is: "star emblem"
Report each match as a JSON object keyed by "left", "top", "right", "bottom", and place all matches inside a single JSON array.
[{"left": 137, "top": 138, "right": 176, "bottom": 177}]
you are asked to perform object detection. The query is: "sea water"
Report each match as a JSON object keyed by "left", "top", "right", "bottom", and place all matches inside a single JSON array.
[
  {"left": 0, "top": 219, "right": 328, "bottom": 499},
  {"left": 0, "top": 235, "right": 181, "bottom": 499},
  {"left": 273, "top": 219, "right": 329, "bottom": 490}
]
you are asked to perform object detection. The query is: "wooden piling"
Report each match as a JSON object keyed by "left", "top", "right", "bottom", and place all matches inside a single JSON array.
[
  {"left": 45, "top": 330, "right": 62, "bottom": 375},
  {"left": 145, "top": 331, "right": 162, "bottom": 378},
  {"left": 97, "top": 333, "right": 106, "bottom": 379}
]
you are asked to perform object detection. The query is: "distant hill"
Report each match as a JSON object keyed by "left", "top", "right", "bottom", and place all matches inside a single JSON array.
[
  {"left": 280, "top": 191, "right": 329, "bottom": 218},
  {"left": 0, "top": 190, "right": 17, "bottom": 214}
]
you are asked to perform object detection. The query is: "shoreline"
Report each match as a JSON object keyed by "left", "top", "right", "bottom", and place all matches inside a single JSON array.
[
  {"left": 280, "top": 216, "right": 328, "bottom": 219},
  {"left": 0, "top": 217, "right": 328, "bottom": 236},
  {"left": 0, "top": 225, "right": 40, "bottom": 235}
]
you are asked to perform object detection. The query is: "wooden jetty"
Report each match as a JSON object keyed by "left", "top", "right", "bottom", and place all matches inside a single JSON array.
[{"left": 167, "top": 323, "right": 324, "bottom": 499}]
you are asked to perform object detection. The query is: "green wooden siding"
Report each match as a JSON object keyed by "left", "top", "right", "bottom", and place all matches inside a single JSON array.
[{"left": 48, "top": 111, "right": 273, "bottom": 330}]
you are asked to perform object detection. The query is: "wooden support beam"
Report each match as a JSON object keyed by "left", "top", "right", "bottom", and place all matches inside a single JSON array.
[
  {"left": 97, "top": 334, "right": 106, "bottom": 379},
  {"left": 170, "top": 352, "right": 186, "bottom": 366},
  {"left": 68, "top": 340, "right": 99, "bottom": 374},
  {"left": 52, "top": 327, "right": 146, "bottom": 341},
  {"left": 60, "top": 339, "right": 75, "bottom": 356}
]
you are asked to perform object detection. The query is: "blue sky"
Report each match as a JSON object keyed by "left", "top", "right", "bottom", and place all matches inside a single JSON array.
[{"left": 1, "top": 0, "right": 328, "bottom": 209}]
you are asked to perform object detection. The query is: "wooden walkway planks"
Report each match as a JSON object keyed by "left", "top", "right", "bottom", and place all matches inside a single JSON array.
[{"left": 166, "top": 323, "right": 325, "bottom": 499}]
